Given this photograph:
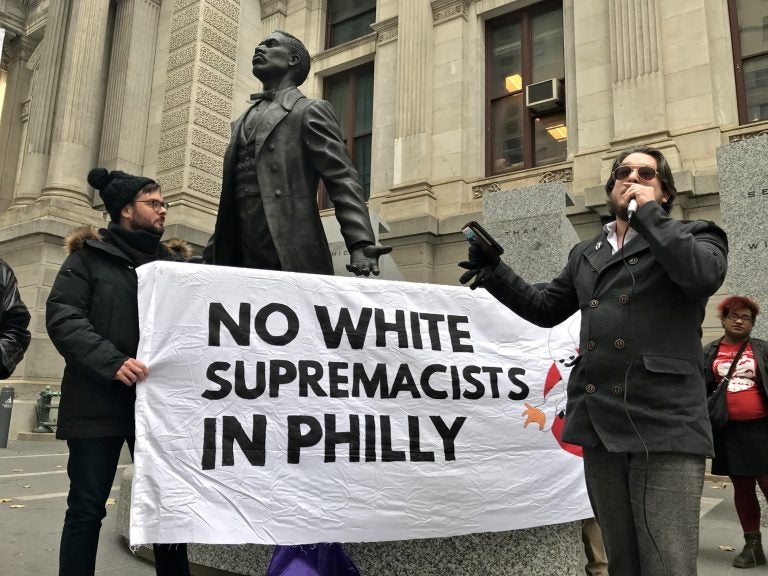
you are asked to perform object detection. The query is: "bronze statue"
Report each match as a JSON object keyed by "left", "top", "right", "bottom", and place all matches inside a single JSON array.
[{"left": 206, "top": 30, "right": 390, "bottom": 275}]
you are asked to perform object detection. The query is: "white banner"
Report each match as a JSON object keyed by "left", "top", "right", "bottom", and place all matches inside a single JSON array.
[{"left": 130, "top": 262, "right": 591, "bottom": 546}]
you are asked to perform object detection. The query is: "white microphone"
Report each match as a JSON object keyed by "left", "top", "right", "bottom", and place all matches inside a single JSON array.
[{"left": 627, "top": 199, "right": 638, "bottom": 220}]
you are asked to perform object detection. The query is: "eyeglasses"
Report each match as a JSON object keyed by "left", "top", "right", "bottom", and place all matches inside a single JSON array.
[
  {"left": 132, "top": 200, "right": 169, "bottom": 212},
  {"left": 726, "top": 313, "right": 753, "bottom": 323},
  {"left": 612, "top": 165, "right": 659, "bottom": 181}
]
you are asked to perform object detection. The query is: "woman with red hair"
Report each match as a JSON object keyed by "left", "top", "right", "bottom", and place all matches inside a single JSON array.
[{"left": 705, "top": 295, "right": 768, "bottom": 569}]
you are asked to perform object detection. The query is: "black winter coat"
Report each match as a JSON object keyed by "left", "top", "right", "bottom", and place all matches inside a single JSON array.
[
  {"left": 485, "top": 201, "right": 728, "bottom": 456},
  {"left": 46, "top": 227, "right": 181, "bottom": 439},
  {"left": 0, "top": 259, "right": 30, "bottom": 379}
]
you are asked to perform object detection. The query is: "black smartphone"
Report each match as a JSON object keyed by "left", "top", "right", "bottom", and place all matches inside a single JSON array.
[{"left": 461, "top": 221, "right": 504, "bottom": 258}]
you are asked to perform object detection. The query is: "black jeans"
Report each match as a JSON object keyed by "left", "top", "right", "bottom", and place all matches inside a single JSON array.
[{"left": 59, "top": 436, "right": 190, "bottom": 576}]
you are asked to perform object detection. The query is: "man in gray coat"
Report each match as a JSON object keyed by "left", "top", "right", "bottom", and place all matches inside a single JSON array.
[
  {"left": 459, "top": 145, "right": 728, "bottom": 576},
  {"left": 207, "top": 30, "right": 388, "bottom": 275}
]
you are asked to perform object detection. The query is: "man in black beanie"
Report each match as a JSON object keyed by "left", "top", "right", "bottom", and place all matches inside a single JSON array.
[{"left": 46, "top": 168, "right": 190, "bottom": 576}]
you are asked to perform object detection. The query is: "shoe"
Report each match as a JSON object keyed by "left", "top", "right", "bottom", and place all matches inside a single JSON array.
[{"left": 733, "top": 532, "right": 767, "bottom": 569}]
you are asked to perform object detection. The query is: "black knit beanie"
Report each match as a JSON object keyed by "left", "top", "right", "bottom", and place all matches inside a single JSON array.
[{"left": 87, "top": 168, "right": 156, "bottom": 222}]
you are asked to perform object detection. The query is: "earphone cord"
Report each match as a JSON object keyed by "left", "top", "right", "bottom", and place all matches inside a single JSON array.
[{"left": 619, "top": 218, "right": 667, "bottom": 576}]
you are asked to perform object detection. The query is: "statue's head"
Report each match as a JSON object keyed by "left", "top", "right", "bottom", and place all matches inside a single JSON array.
[{"left": 252, "top": 31, "right": 311, "bottom": 86}]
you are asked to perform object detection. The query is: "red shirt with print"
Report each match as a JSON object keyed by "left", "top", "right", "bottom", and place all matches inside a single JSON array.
[{"left": 712, "top": 341, "right": 768, "bottom": 421}]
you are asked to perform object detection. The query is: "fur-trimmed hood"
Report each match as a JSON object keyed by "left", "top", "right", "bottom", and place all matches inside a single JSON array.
[
  {"left": 64, "top": 225, "right": 102, "bottom": 255},
  {"left": 63, "top": 226, "right": 194, "bottom": 261},
  {"left": 163, "top": 237, "right": 194, "bottom": 261}
]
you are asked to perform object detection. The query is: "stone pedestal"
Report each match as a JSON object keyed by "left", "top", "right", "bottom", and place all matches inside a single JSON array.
[
  {"left": 716, "top": 134, "right": 768, "bottom": 340},
  {"left": 484, "top": 182, "right": 579, "bottom": 283},
  {"left": 117, "top": 466, "right": 582, "bottom": 576}
]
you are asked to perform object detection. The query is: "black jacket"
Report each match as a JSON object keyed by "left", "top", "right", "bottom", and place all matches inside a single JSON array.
[
  {"left": 46, "top": 227, "right": 183, "bottom": 439},
  {"left": 703, "top": 337, "right": 768, "bottom": 398},
  {"left": 0, "top": 259, "right": 30, "bottom": 379},
  {"left": 485, "top": 201, "right": 728, "bottom": 456}
]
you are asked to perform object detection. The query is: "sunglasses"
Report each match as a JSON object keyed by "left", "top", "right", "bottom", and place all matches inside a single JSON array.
[{"left": 612, "top": 165, "right": 659, "bottom": 181}]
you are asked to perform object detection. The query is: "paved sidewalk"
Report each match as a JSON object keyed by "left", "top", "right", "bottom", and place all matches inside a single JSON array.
[{"left": 0, "top": 439, "right": 763, "bottom": 575}]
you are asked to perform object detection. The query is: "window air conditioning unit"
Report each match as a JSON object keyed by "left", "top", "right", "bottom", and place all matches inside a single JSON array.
[{"left": 525, "top": 78, "right": 564, "bottom": 113}]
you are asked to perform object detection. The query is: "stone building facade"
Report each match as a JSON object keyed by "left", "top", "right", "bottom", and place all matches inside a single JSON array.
[{"left": 0, "top": 0, "right": 765, "bottom": 434}]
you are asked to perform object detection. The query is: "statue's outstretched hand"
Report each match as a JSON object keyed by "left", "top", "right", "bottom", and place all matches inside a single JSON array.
[{"left": 347, "top": 244, "right": 393, "bottom": 276}]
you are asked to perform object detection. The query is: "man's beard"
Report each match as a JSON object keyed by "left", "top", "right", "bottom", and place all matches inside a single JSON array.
[
  {"left": 607, "top": 197, "right": 629, "bottom": 222},
  {"left": 134, "top": 221, "right": 163, "bottom": 235}
]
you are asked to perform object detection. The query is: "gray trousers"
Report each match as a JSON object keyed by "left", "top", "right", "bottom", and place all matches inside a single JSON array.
[{"left": 583, "top": 445, "right": 705, "bottom": 576}]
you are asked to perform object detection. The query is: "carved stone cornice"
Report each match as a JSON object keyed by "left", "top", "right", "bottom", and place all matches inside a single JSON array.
[
  {"left": 371, "top": 16, "right": 398, "bottom": 45},
  {"left": 260, "top": 0, "right": 287, "bottom": 19},
  {"left": 472, "top": 181, "right": 500, "bottom": 199},
  {"left": 539, "top": 167, "right": 573, "bottom": 184},
  {"left": 729, "top": 130, "right": 768, "bottom": 143},
  {"left": 431, "top": 0, "right": 471, "bottom": 24}
]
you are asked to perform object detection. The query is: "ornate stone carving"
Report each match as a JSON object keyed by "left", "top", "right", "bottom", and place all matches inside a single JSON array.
[
  {"left": 188, "top": 171, "right": 221, "bottom": 197},
  {"left": 260, "top": 0, "right": 287, "bottom": 19},
  {"left": 200, "top": 45, "right": 235, "bottom": 78},
  {"left": 729, "top": 130, "right": 768, "bottom": 143},
  {"left": 159, "top": 127, "right": 190, "bottom": 152},
  {"left": 431, "top": 0, "right": 470, "bottom": 24},
  {"left": 161, "top": 105, "right": 191, "bottom": 132},
  {"left": 167, "top": 45, "right": 197, "bottom": 71},
  {"left": 157, "top": 168, "right": 185, "bottom": 193},
  {"left": 164, "top": 86, "right": 194, "bottom": 112},
  {"left": 197, "top": 66, "right": 233, "bottom": 98},
  {"left": 203, "top": 5, "right": 238, "bottom": 40},
  {"left": 539, "top": 168, "right": 573, "bottom": 183},
  {"left": 158, "top": 149, "right": 186, "bottom": 171},
  {"left": 201, "top": 25, "right": 236, "bottom": 59},
  {"left": 190, "top": 148, "right": 223, "bottom": 176},
  {"left": 169, "top": 25, "right": 197, "bottom": 51},
  {"left": 171, "top": 3, "right": 201, "bottom": 31},
  {"left": 472, "top": 182, "right": 501, "bottom": 199},
  {"left": 371, "top": 17, "right": 398, "bottom": 45},
  {"left": 207, "top": 0, "right": 240, "bottom": 21},
  {"left": 192, "top": 128, "right": 228, "bottom": 157},
  {"left": 195, "top": 86, "right": 233, "bottom": 118},
  {"left": 193, "top": 107, "right": 230, "bottom": 139},
  {"left": 166, "top": 64, "right": 195, "bottom": 90}
]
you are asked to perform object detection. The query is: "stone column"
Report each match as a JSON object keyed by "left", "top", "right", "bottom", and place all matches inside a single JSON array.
[
  {"left": 153, "top": 0, "right": 241, "bottom": 246},
  {"left": 42, "top": 0, "right": 111, "bottom": 205},
  {"left": 393, "top": 0, "right": 432, "bottom": 186},
  {"left": 98, "top": 0, "right": 161, "bottom": 174},
  {"left": 13, "top": 0, "right": 69, "bottom": 206},
  {"left": 259, "top": 0, "right": 287, "bottom": 32},
  {"left": 608, "top": 0, "right": 667, "bottom": 141},
  {"left": 0, "top": 35, "right": 37, "bottom": 211}
]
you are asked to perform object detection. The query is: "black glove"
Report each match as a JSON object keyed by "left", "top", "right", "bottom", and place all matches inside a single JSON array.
[{"left": 458, "top": 243, "right": 500, "bottom": 290}]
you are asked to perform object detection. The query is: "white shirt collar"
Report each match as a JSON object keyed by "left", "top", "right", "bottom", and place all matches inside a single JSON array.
[{"left": 603, "top": 220, "right": 638, "bottom": 255}]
